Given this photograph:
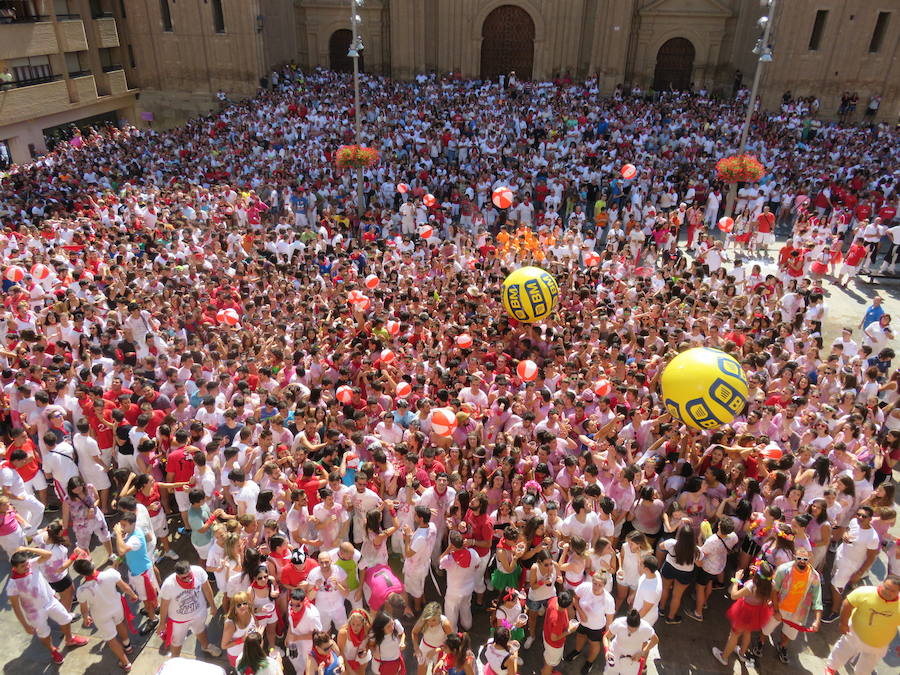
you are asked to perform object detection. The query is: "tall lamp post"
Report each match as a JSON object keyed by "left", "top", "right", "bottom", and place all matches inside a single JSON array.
[
  {"left": 727, "top": 0, "right": 776, "bottom": 217},
  {"left": 349, "top": 0, "right": 365, "bottom": 218}
]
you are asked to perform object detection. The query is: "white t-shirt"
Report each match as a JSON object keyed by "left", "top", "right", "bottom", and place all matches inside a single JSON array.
[
  {"left": 159, "top": 565, "right": 208, "bottom": 621},
  {"left": 306, "top": 565, "right": 347, "bottom": 612},
  {"left": 235, "top": 480, "right": 261, "bottom": 518},
  {"left": 632, "top": 572, "right": 662, "bottom": 625},
  {"left": 606, "top": 616, "right": 655, "bottom": 659},
  {"left": 660, "top": 538, "right": 695, "bottom": 572},
  {"left": 439, "top": 548, "right": 481, "bottom": 595},
  {"left": 403, "top": 523, "right": 437, "bottom": 574},
  {"left": 699, "top": 532, "right": 739, "bottom": 574},
  {"left": 574, "top": 582, "right": 614, "bottom": 630},
  {"left": 7, "top": 562, "right": 57, "bottom": 619},
  {"left": 836, "top": 520, "right": 880, "bottom": 566},
  {"left": 561, "top": 512, "right": 599, "bottom": 543},
  {"left": 76, "top": 568, "right": 123, "bottom": 618}
]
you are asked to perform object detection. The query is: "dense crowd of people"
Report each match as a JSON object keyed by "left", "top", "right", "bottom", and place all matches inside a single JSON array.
[{"left": 0, "top": 66, "right": 898, "bottom": 675}]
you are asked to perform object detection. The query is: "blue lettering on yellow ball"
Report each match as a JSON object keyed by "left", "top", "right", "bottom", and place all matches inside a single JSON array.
[
  {"left": 504, "top": 284, "right": 529, "bottom": 322},
  {"left": 523, "top": 278, "right": 548, "bottom": 318},
  {"left": 709, "top": 378, "right": 747, "bottom": 415},
  {"left": 685, "top": 397, "right": 723, "bottom": 429}
]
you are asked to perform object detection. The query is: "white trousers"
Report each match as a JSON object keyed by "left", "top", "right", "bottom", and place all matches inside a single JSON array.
[
  {"left": 444, "top": 591, "right": 473, "bottom": 631},
  {"left": 826, "top": 628, "right": 888, "bottom": 675},
  {"left": 14, "top": 494, "right": 45, "bottom": 535}
]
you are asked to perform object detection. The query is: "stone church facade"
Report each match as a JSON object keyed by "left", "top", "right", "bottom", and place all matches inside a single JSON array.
[{"left": 122, "top": 0, "right": 898, "bottom": 126}]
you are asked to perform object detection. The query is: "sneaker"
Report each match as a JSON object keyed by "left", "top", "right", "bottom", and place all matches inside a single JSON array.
[
  {"left": 203, "top": 644, "right": 222, "bottom": 657},
  {"left": 665, "top": 615, "right": 682, "bottom": 624},
  {"left": 580, "top": 661, "right": 594, "bottom": 675},
  {"left": 776, "top": 645, "right": 788, "bottom": 664},
  {"left": 51, "top": 649, "right": 64, "bottom": 665},
  {"left": 164, "top": 550, "right": 179, "bottom": 560},
  {"left": 748, "top": 640, "right": 762, "bottom": 658},
  {"left": 711, "top": 647, "right": 728, "bottom": 666},
  {"left": 523, "top": 636, "right": 534, "bottom": 650},
  {"left": 563, "top": 650, "right": 581, "bottom": 663},
  {"left": 822, "top": 611, "right": 841, "bottom": 624},
  {"left": 684, "top": 608, "right": 703, "bottom": 622},
  {"left": 66, "top": 635, "right": 89, "bottom": 648}
]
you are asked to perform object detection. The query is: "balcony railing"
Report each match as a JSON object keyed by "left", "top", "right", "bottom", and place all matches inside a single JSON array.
[
  {"left": 55, "top": 13, "right": 81, "bottom": 20},
  {"left": 0, "top": 73, "right": 62, "bottom": 90},
  {"left": 91, "top": 11, "right": 113, "bottom": 19},
  {"left": 0, "top": 14, "right": 50, "bottom": 23},
  {"left": 67, "top": 69, "right": 91, "bottom": 77},
  {"left": 101, "top": 64, "right": 123, "bottom": 73}
]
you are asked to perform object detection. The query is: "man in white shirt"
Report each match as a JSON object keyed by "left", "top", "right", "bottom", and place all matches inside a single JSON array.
[
  {"left": 560, "top": 496, "right": 600, "bottom": 544},
  {"left": 305, "top": 551, "right": 348, "bottom": 631},
  {"left": 157, "top": 559, "right": 221, "bottom": 658},
  {"left": 418, "top": 473, "right": 457, "bottom": 565},
  {"left": 230, "top": 469, "right": 261, "bottom": 519},
  {"left": 345, "top": 469, "right": 383, "bottom": 545},
  {"left": 287, "top": 587, "right": 322, "bottom": 673},
  {"left": 602, "top": 610, "right": 658, "bottom": 675},
  {"left": 831, "top": 327, "right": 859, "bottom": 358},
  {"left": 827, "top": 507, "right": 881, "bottom": 623},
  {"left": 438, "top": 530, "right": 481, "bottom": 631},
  {"left": 41, "top": 432, "right": 80, "bottom": 503},
  {"left": 7, "top": 547, "right": 88, "bottom": 665},
  {"left": 402, "top": 505, "right": 438, "bottom": 613},
  {"left": 73, "top": 558, "right": 139, "bottom": 669},
  {"left": 632, "top": 555, "right": 663, "bottom": 626}
]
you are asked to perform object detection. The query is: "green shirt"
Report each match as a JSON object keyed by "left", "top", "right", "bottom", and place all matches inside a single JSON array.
[{"left": 188, "top": 505, "right": 214, "bottom": 549}]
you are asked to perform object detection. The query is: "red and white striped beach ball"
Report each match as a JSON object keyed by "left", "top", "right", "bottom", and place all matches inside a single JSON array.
[
  {"left": 517, "top": 360, "right": 538, "bottom": 382},
  {"left": 380, "top": 348, "right": 396, "bottom": 364},
  {"left": 336, "top": 385, "right": 354, "bottom": 404},
  {"left": 397, "top": 183, "right": 410, "bottom": 194},
  {"left": 423, "top": 194, "right": 437, "bottom": 208},
  {"left": 430, "top": 408, "right": 458, "bottom": 437},
  {"left": 621, "top": 164, "right": 637, "bottom": 180},
  {"left": 594, "top": 379, "right": 612, "bottom": 397},
  {"left": 418, "top": 224, "right": 434, "bottom": 239},
  {"left": 492, "top": 186, "right": 514, "bottom": 209},
  {"left": 365, "top": 274, "right": 380, "bottom": 289},
  {"left": 386, "top": 320, "right": 401, "bottom": 336},
  {"left": 5, "top": 266, "right": 25, "bottom": 283},
  {"left": 396, "top": 381, "right": 412, "bottom": 398},
  {"left": 30, "top": 263, "right": 51, "bottom": 280},
  {"left": 584, "top": 251, "right": 601, "bottom": 267},
  {"left": 456, "top": 333, "right": 473, "bottom": 349}
]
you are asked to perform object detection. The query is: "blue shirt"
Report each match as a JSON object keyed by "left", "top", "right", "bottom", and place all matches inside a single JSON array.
[
  {"left": 125, "top": 526, "right": 153, "bottom": 575},
  {"left": 863, "top": 304, "right": 885, "bottom": 328}
]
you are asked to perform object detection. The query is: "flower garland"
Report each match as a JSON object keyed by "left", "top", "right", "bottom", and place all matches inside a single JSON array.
[
  {"left": 715, "top": 153, "right": 766, "bottom": 183},
  {"left": 335, "top": 144, "right": 379, "bottom": 169}
]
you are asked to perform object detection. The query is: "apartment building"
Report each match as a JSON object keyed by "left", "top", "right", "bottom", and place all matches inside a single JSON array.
[{"left": 0, "top": 0, "right": 137, "bottom": 166}]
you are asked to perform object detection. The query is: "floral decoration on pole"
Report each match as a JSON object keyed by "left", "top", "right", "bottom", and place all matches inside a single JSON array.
[
  {"left": 334, "top": 144, "right": 379, "bottom": 169},
  {"left": 715, "top": 154, "right": 765, "bottom": 183}
]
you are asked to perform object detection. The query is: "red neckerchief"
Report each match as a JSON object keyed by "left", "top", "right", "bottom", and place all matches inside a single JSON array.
[
  {"left": 85, "top": 571, "right": 100, "bottom": 582},
  {"left": 175, "top": 573, "right": 195, "bottom": 590},
  {"left": 451, "top": 548, "right": 472, "bottom": 568},
  {"left": 251, "top": 580, "right": 268, "bottom": 590},
  {"left": 348, "top": 623, "right": 366, "bottom": 647},
  {"left": 497, "top": 538, "right": 514, "bottom": 551},
  {"left": 10, "top": 566, "right": 30, "bottom": 579},
  {"left": 290, "top": 600, "right": 310, "bottom": 627}
]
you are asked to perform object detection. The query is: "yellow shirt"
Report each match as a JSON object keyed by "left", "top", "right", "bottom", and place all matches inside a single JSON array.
[{"left": 847, "top": 586, "right": 900, "bottom": 648}]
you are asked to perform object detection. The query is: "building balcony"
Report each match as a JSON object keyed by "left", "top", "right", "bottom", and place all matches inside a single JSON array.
[
  {"left": 0, "top": 77, "right": 69, "bottom": 126},
  {"left": 0, "top": 18, "right": 57, "bottom": 60},
  {"left": 94, "top": 16, "right": 119, "bottom": 48},
  {"left": 106, "top": 68, "right": 129, "bottom": 95},
  {"left": 57, "top": 16, "right": 88, "bottom": 52},
  {"left": 70, "top": 73, "right": 98, "bottom": 102}
]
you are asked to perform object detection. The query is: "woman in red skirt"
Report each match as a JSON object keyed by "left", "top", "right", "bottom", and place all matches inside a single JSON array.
[{"left": 711, "top": 561, "right": 774, "bottom": 667}]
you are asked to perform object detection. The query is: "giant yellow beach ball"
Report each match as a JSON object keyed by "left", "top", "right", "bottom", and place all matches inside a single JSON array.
[
  {"left": 661, "top": 348, "right": 749, "bottom": 430},
  {"left": 501, "top": 266, "right": 559, "bottom": 323}
]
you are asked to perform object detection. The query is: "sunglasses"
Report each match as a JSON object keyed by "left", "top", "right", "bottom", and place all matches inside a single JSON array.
[
  {"left": 795, "top": 556, "right": 809, "bottom": 562},
  {"left": 236, "top": 602, "right": 249, "bottom": 607},
  {"left": 856, "top": 513, "right": 870, "bottom": 519}
]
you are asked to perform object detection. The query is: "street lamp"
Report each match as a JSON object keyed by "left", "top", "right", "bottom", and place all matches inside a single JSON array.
[
  {"left": 727, "top": 0, "right": 776, "bottom": 217},
  {"left": 350, "top": 0, "right": 365, "bottom": 219}
]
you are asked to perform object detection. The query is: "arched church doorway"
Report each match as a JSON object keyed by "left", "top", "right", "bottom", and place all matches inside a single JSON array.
[
  {"left": 329, "top": 29, "right": 362, "bottom": 73},
  {"left": 480, "top": 5, "right": 535, "bottom": 83},
  {"left": 652, "top": 38, "right": 695, "bottom": 91}
]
